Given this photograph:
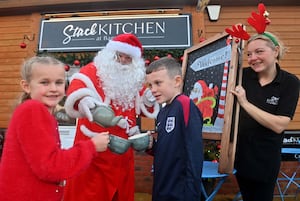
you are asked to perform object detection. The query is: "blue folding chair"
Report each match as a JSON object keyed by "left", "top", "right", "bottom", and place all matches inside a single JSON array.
[
  {"left": 276, "top": 148, "right": 300, "bottom": 201},
  {"left": 201, "top": 161, "right": 237, "bottom": 201}
]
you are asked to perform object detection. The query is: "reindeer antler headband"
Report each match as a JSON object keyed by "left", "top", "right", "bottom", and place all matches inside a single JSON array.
[{"left": 225, "top": 3, "right": 278, "bottom": 46}]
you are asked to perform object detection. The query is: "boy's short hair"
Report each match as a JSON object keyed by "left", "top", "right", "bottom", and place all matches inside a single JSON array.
[{"left": 146, "top": 57, "right": 182, "bottom": 78}]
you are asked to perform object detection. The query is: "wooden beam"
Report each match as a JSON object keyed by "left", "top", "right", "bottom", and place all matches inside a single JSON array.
[{"left": 43, "top": 9, "right": 181, "bottom": 19}]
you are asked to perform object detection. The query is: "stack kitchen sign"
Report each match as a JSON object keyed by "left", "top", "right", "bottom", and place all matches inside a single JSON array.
[{"left": 39, "top": 14, "right": 192, "bottom": 52}]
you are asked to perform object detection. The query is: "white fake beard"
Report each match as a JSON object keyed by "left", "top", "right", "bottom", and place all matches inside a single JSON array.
[{"left": 94, "top": 49, "right": 145, "bottom": 111}]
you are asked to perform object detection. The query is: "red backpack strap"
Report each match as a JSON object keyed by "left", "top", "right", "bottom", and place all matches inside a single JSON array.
[{"left": 177, "top": 95, "right": 190, "bottom": 127}]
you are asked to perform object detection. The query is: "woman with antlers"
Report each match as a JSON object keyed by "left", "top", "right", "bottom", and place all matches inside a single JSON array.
[{"left": 226, "top": 4, "right": 299, "bottom": 201}]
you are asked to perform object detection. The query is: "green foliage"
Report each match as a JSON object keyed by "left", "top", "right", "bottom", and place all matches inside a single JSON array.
[
  {"left": 38, "top": 52, "right": 96, "bottom": 66},
  {"left": 38, "top": 49, "right": 185, "bottom": 67},
  {"left": 144, "top": 49, "right": 184, "bottom": 61},
  {"left": 204, "top": 140, "right": 221, "bottom": 162}
]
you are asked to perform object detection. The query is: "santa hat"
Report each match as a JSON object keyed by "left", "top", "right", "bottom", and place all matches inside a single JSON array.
[
  {"left": 106, "top": 33, "right": 143, "bottom": 58},
  {"left": 194, "top": 80, "right": 208, "bottom": 95},
  {"left": 196, "top": 80, "right": 208, "bottom": 90}
]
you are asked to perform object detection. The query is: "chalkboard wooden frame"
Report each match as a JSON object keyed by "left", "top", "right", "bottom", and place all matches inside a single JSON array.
[{"left": 182, "top": 31, "right": 243, "bottom": 173}]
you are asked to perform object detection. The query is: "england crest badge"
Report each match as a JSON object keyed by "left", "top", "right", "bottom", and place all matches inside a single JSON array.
[{"left": 165, "top": 117, "right": 175, "bottom": 133}]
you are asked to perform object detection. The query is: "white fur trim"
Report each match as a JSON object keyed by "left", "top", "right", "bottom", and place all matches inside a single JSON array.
[
  {"left": 70, "top": 73, "right": 103, "bottom": 102},
  {"left": 135, "top": 93, "right": 141, "bottom": 115},
  {"left": 80, "top": 125, "right": 96, "bottom": 138},
  {"left": 106, "top": 40, "right": 141, "bottom": 58},
  {"left": 65, "top": 88, "right": 97, "bottom": 118},
  {"left": 140, "top": 102, "right": 160, "bottom": 119},
  {"left": 65, "top": 72, "right": 104, "bottom": 118}
]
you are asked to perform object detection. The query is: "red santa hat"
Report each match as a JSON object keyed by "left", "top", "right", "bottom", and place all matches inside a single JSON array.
[
  {"left": 106, "top": 33, "right": 143, "bottom": 58},
  {"left": 194, "top": 80, "right": 208, "bottom": 95},
  {"left": 196, "top": 80, "right": 208, "bottom": 90}
]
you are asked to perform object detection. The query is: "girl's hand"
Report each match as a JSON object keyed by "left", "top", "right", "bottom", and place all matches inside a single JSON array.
[{"left": 91, "top": 131, "right": 110, "bottom": 152}]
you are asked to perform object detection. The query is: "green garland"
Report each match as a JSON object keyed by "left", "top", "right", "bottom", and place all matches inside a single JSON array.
[
  {"left": 40, "top": 49, "right": 185, "bottom": 67},
  {"left": 144, "top": 49, "right": 185, "bottom": 62},
  {"left": 204, "top": 140, "right": 221, "bottom": 162}
]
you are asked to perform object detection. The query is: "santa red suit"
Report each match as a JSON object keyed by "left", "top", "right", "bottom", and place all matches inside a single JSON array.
[
  {"left": 63, "top": 34, "right": 159, "bottom": 201},
  {"left": 190, "top": 80, "right": 218, "bottom": 125}
]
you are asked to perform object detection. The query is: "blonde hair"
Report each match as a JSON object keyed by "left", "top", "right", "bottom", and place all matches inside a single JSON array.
[
  {"left": 19, "top": 56, "right": 65, "bottom": 103},
  {"left": 247, "top": 31, "right": 287, "bottom": 61}
]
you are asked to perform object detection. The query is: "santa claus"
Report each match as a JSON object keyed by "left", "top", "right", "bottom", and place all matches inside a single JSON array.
[
  {"left": 63, "top": 33, "right": 159, "bottom": 201},
  {"left": 189, "top": 80, "right": 218, "bottom": 126}
]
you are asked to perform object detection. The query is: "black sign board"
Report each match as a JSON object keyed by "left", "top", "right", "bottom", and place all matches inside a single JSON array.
[
  {"left": 39, "top": 15, "right": 192, "bottom": 52},
  {"left": 182, "top": 32, "right": 233, "bottom": 137},
  {"left": 282, "top": 130, "right": 300, "bottom": 161}
]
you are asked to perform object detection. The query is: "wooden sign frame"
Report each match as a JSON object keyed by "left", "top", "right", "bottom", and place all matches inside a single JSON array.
[{"left": 182, "top": 31, "right": 244, "bottom": 173}]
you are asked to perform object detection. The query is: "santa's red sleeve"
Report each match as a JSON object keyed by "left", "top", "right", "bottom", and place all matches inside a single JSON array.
[{"left": 64, "top": 63, "right": 105, "bottom": 119}]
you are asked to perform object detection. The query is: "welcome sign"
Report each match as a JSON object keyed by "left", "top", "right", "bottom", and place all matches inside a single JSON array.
[{"left": 39, "top": 15, "right": 192, "bottom": 52}]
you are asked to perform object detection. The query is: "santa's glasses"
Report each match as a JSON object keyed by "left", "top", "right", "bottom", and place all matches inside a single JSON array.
[{"left": 115, "top": 52, "right": 132, "bottom": 65}]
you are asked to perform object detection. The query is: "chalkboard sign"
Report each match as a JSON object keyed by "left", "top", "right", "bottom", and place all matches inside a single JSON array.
[
  {"left": 182, "top": 31, "right": 243, "bottom": 173},
  {"left": 182, "top": 32, "right": 236, "bottom": 139}
]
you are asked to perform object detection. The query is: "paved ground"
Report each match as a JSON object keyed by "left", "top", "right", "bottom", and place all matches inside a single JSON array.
[
  {"left": 134, "top": 193, "right": 299, "bottom": 201},
  {"left": 213, "top": 194, "right": 299, "bottom": 201}
]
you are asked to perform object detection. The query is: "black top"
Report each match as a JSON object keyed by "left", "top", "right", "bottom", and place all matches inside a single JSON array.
[
  {"left": 235, "top": 64, "right": 299, "bottom": 182},
  {"left": 152, "top": 94, "right": 203, "bottom": 201}
]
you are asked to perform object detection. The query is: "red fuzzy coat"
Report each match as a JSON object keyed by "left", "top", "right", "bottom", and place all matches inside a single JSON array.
[{"left": 0, "top": 100, "right": 97, "bottom": 201}]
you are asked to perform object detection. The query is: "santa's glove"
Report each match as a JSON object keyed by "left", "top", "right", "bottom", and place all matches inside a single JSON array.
[
  {"left": 78, "top": 96, "right": 105, "bottom": 122},
  {"left": 128, "top": 125, "right": 140, "bottom": 137},
  {"left": 142, "top": 88, "right": 156, "bottom": 107}
]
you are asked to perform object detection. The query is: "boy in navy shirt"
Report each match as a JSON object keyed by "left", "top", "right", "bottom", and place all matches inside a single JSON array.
[{"left": 146, "top": 57, "right": 203, "bottom": 201}]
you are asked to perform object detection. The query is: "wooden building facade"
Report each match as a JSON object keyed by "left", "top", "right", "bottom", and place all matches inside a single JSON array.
[
  {"left": 0, "top": 1, "right": 299, "bottom": 130},
  {"left": 0, "top": 0, "right": 299, "bottom": 196}
]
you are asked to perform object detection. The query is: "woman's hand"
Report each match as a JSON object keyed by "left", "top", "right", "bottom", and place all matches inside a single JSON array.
[{"left": 231, "top": 85, "right": 248, "bottom": 107}]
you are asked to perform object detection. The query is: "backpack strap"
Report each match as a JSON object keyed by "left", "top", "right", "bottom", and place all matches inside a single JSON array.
[{"left": 177, "top": 95, "right": 190, "bottom": 127}]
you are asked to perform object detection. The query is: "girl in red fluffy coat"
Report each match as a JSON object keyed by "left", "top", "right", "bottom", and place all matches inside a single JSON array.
[{"left": 0, "top": 56, "right": 110, "bottom": 201}]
